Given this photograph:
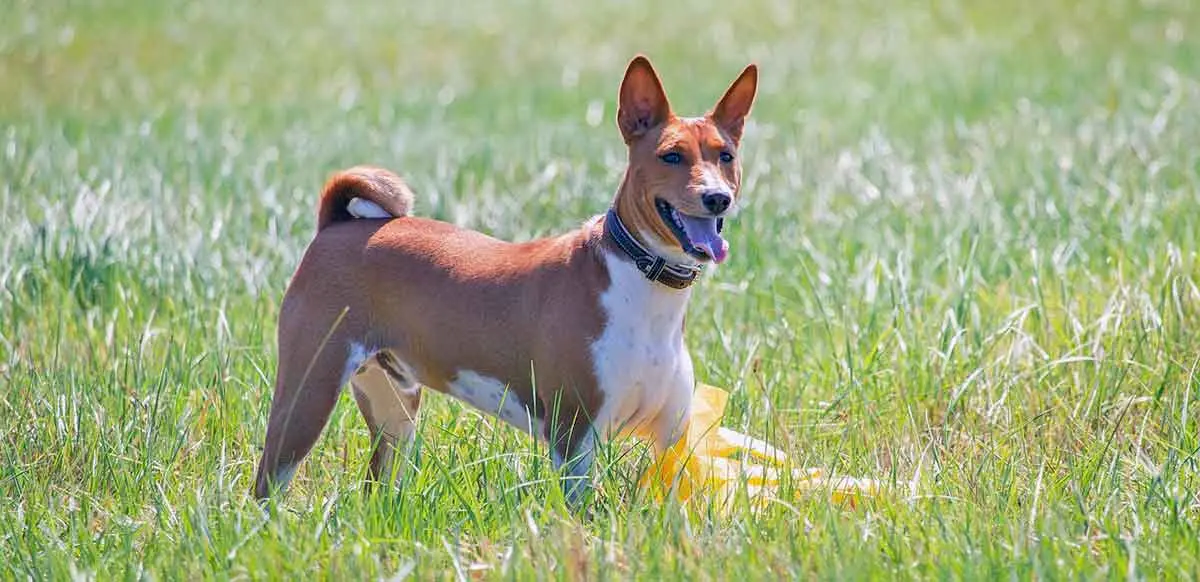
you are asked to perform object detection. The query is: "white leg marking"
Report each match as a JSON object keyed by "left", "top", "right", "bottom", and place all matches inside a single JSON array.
[
  {"left": 273, "top": 462, "right": 298, "bottom": 493},
  {"left": 341, "top": 342, "right": 370, "bottom": 389},
  {"left": 551, "top": 429, "right": 596, "bottom": 506},
  {"left": 347, "top": 198, "right": 391, "bottom": 219},
  {"left": 447, "top": 370, "right": 541, "bottom": 436},
  {"left": 652, "top": 348, "right": 695, "bottom": 451}
]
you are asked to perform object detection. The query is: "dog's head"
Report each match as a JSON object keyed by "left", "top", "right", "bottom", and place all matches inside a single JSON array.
[{"left": 613, "top": 55, "right": 757, "bottom": 265}]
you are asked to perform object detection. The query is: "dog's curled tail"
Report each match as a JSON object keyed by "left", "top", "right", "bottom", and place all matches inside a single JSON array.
[{"left": 317, "top": 166, "right": 415, "bottom": 232}]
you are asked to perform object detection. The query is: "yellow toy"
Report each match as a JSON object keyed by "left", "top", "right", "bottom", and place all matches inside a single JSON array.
[{"left": 640, "top": 384, "right": 881, "bottom": 511}]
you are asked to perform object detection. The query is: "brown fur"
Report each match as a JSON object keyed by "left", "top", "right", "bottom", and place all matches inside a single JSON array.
[
  {"left": 317, "top": 166, "right": 415, "bottom": 231},
  {"left": 614, "top": 58, "right": 757, "bottom": 256},
  {"left": 253, "top": 217, "right": 610, "bottom": 497},
  {"left": 252, "top": 55, "right": 757, "bottom": 501}
]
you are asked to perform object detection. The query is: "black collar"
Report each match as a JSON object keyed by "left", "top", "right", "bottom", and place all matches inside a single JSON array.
[{"left": 603, "top": 208, "right": 703, "bottom": 290}]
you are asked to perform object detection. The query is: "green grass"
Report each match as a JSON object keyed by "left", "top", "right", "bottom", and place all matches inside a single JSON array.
[{"left": 3, "top": 0, "right": 1200, "bottom": 578}]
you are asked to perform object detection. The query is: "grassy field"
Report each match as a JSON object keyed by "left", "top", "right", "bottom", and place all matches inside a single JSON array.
[{"left": 3, "top": 0, "right": 1200, "bottom": 578}]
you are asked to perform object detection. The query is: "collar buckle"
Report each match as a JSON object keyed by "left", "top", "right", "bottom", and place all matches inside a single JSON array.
[
  {"left": 604, "top": 208, "right": 703, "bottom": 290},
  {"left": 644, "top": 256, "right": 667, "bottom": 281}
]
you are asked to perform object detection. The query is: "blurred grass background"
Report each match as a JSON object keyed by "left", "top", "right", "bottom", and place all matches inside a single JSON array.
[{"left": 2, "top": 0, "right": 1199, "bottom": 578}]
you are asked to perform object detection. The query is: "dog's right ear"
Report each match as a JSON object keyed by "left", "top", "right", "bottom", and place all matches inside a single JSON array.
[{"left": 617, "top": 55, "right": 672, "bottom": 144}]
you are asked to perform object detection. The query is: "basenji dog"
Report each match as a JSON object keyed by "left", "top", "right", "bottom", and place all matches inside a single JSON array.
[{"left": 253, "top": 55, "right": 757, "bottom": 504}]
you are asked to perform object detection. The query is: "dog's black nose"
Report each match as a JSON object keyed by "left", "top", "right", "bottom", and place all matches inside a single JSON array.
[{"left": 701, "top": 191, "right": 732, "bottom": 214}]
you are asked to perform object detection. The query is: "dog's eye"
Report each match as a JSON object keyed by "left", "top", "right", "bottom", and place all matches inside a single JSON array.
[
  {"left": 660, "top": 152, "right": 684, "bottom": 165},
  {"left": 719, "top": 151, "right": 735, "bottom": 163}
]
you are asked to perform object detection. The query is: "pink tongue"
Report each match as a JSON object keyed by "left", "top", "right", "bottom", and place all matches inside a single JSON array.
[{"left": 679, "top": 215, "right": 729, "bottom": 264}]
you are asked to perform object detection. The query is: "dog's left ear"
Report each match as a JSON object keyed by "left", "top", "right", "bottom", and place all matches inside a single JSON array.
[{"left": 709, "top": 64, "right": 758, "bottom": 144}]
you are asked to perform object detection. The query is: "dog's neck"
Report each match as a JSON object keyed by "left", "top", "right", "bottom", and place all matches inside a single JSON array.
[
  {"left": 603, "top": 209, "right": 702, "bottom": 290},
  {"left": 597, "top": 227, "right": 693, "bottom": 343},
  {"left": 607, "top": 172, "right": 705, "bottom": 290}
]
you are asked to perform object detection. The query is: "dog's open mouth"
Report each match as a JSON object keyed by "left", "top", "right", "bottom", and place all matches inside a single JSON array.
[{"left": 655, "top": 199, "right": 729, "bottom": 263}]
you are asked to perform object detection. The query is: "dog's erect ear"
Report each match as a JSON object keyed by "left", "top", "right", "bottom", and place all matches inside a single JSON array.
[
  {"left": 617, "top": 55, "right": 672, "bottom": 143},
  {"left": 709, "top": 64, "right": 758, "bottom": 144}
]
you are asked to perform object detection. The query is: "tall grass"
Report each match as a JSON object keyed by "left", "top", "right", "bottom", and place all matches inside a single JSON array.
[{"left": 2, "top": 0, "right": 1199, "bottom": 578}]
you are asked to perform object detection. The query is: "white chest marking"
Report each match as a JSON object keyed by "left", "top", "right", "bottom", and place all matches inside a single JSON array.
[
  {"left": 590, "top": 250, "right": 696, "bottom": 448},
  {"left": 447, "top": 370, "right": 542, "bottom": 436}
]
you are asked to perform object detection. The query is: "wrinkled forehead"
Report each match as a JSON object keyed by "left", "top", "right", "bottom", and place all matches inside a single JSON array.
[{"left": 657, "top": 117, "right": 731, "bottom": 152}]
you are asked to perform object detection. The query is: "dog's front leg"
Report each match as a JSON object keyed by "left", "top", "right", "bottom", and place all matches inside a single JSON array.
[
  {"left": 651, "top": 349, "right": 697, "bottom": 455},
  {"left": 550, "top": 427, "right": 597, "bottom": 507}
]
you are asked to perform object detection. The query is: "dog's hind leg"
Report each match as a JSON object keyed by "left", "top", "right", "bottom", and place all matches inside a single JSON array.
[
  {"left": 350, "top": 350, "right": 422, "bottom": 490},
  {"left": 253, "top": 323, "right": 365, "bottom": 501}
]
